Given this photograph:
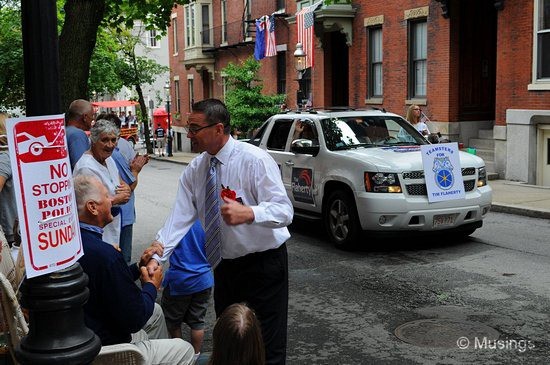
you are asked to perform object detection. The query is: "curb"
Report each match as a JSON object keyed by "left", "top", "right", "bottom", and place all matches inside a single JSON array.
[
  {"left": 149, "top": 156, "right": 189, "bottom": 166},
  {"left": 490, "top": 203, "right": 550, "bottom": 220}
]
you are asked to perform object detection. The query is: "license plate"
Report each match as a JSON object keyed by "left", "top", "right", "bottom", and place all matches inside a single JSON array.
[{"left": 433, "top": 214, "right": 456, "bottom": 228}]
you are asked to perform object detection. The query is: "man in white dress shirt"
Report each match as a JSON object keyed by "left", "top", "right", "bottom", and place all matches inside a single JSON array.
[{"left": 146, "top": 98, "right": 293, "bottom": 365}]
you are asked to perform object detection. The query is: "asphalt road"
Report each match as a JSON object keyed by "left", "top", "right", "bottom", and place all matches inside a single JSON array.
[{"left": 133, "top": 159, "right": 550, "bottom": 364}]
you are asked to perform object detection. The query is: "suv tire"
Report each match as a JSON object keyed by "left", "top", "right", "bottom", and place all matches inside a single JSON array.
[{"left": 323, "top": 190, "right": 360, "bottom": 249}]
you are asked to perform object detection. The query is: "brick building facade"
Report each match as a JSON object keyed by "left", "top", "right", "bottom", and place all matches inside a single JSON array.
[{"left": 167, "top": 0, "right": 550, "bottom": 186}]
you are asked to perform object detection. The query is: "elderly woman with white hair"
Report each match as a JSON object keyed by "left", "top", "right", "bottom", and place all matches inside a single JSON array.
[{"left": 73, "top": 119, "right": 131, "bottom": 248}]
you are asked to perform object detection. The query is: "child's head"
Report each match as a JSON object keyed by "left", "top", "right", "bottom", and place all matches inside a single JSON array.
[{"left": 208, "top": 303, "right": 265, "bottom": 365}]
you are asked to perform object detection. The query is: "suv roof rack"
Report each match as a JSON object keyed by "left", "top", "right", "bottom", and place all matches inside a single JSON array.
[
  {"left": 280, "top": 108, "right": 318, "bottom": 114},
  {"left": 371, "top": 106, "right": 387, "bottom": 113},
  {"left": 318, "top": 106, "right": 356, "bottom": 111}
]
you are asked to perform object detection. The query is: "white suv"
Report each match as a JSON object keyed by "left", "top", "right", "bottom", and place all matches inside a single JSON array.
[{"left": 249, "top": 109, "right": 492, "bottom": 248}]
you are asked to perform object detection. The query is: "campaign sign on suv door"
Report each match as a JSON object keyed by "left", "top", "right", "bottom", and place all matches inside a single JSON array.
[{"left": 7, "top": 115, "right": 83, "bottom": 278}]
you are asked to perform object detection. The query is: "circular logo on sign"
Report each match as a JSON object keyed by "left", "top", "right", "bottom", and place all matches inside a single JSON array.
[{"left": 435, "top": 169, "right": 454, "bottom": 190}]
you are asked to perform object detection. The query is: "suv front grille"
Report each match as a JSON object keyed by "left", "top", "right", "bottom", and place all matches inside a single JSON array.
[
  {"left": 406, "top": 180, "right": 476, "bottom": 196},
  {"left": 403, "top": 171, "right": 424, "bottom": 179},
  {"left": 461, "top": 167, "right": 476, "bottom": 176},
  {"left": 403, "top": 168, "right": 476, "bottom": 180},
  {"left": 403, "top": 168, "right": 478, "bottom": 196}
]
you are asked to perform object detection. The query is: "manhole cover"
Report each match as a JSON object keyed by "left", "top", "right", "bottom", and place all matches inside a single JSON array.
[{"left": 395, "top": 319, "right": 500, "bottom": 348}]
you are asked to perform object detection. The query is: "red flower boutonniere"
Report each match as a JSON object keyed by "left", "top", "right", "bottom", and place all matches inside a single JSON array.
[{"left": 221, "top": 185, "right": 243, "bottom": 204}]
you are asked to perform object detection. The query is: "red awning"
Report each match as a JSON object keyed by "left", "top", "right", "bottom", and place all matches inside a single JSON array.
[
  {"left": 153, "top": 107, "right": 168, "bottom": 116},
  {"left": 92, "top": 100, "right": 139, "bottom": 108}
]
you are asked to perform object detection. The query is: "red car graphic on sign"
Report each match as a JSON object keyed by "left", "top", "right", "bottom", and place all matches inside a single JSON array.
[{"left": 14, "top": 120, "right": 67, "bottom": 163}]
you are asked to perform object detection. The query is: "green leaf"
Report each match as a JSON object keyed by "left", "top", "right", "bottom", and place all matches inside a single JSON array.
[{"left": 222, "top": 57, "right": 285, "bottom": 134}]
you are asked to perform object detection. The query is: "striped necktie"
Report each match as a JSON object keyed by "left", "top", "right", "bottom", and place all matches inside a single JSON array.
[{"left": 204, "top": 157, "right": 222, "bottom": 268}]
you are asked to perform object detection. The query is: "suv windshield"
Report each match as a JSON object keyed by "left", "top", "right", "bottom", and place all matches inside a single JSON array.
[{"left": 320, "top": 115, "right": 428, "bottom": 151}]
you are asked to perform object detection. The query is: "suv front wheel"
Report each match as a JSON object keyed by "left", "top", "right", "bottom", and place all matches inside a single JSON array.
[{"left": 323, "top": 190, "right": 360, "bottom": 249}]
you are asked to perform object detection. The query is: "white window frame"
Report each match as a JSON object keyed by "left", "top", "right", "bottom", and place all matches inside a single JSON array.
[
  {"left": 368, "top": 27, "right": 383, "bottom": 99},
  {"left": 409, "top": 20, "right": 427, "bottom": 99},
  {"left": 147, "top": 29, "right": 159, "bottom": 48},
  {"left": 174, "top": 80, "right": 181, "bottom": 113},
  {"left": 172, "top": 15, "right": 179, "bottom": 55},
  {"left": 221, "top": 75, "right": 228, "bottom": 101},
  {"left": 221, "top": 0, "right": 227, "bottom": 44},
  {"left": 200, "top": 3, "right": 212, "bottom": 46},
  {"left": 529, "top": 0, "right": 550, "bottom": 90},
  {"left": 184, "top": 1, "right": 213, "bottom": 48},
  {"left": 188, "top": 79, "right": 195, "bottom": 111},
  {"left": 243, "top": 0, "right": 252, "bottom": 40},
  {"left": 185, "top": 3, "right": 197, "bottom": 48}
]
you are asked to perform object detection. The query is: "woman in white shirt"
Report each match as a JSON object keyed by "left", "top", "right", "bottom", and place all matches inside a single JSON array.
[
  {"left": 406, "top": 104, "right": 430, "bottom": 136},
  {"left": 73, "top": 119, "right": 131, "bottom": 247}
]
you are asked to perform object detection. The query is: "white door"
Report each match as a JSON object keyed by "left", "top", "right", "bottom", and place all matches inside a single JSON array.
[{"left": 538, "top": 127, "right": 550, "bottom": 186}]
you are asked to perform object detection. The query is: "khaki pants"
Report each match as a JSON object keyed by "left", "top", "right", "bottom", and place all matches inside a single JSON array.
[{"left": 131, "top": 303, "right": 195, "bottom": 365}]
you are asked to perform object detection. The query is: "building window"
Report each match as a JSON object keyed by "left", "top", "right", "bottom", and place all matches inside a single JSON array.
[
  {"left": 201, "top": 4, "right": 210, "bottom": 45},
  {"left": 276, "top": 0, "right": 285, "bottom": 11},
  {"left": 221, "top": 75, "right": 229, "bottom": 101},
  {"left": 409, "top": 20, "right": 427, "bottom": 98},
  {"left": 174, "top": 80, "right": 181, "bottom": 113},
  {"left": 368, "top": 27, "right": 383, "bottom": 98},
  {"left": 185, "top": 3, "right": 196, "bottom": 47},
  {"left": 536, "top": 0, "right": 550, "bottom": 80},
  {"left": 221, "top": 0, "right": 227, "bottom": 43},
  {"left": 148, "top": 30, "right": 158, "bottom": 48},
  {"left": 244, "top": 0, "right": 252, "bottom": 38},
  {"left": 188, "top": 79, "right": 194, "bottom": 111},
  {"left": 277, "top": 52, "right": 286, "bottom": 94},
  {"left": 172, "top": 18, "right": 179, "bottom": 54}
]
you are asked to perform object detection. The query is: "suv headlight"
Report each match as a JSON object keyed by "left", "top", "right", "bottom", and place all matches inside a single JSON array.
[
  {"left": 477, "top": 167, "right": 487, "bottom": 187},
  {"left": 364, "top": 172, "right": 402, "bottom": 193}
]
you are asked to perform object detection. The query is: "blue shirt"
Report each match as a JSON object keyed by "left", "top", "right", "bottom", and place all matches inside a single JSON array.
[
  {"left": 78, "top": 223, "right": 156, "bottom": 345},
  {"left": 112, "top": 148, "right": 136, "bottom": 226},
  {"left": 162, "top": 220, "right": 213, "bottom": 296},
  {"left": 66, "top": 125, "right": 90, "bottom": 169}
]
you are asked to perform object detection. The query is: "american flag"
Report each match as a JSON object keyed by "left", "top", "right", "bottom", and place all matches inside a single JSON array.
[
  {"left": 265, "top": 15, "right": 277, "bottom": 57},
  {"left": 296, "top": 1, "right": 322, "bottom": 69}
]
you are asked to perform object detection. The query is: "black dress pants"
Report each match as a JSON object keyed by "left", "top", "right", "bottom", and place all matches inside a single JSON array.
[{"left": 214, "top": 243, "right": 288, "bottom": 365}]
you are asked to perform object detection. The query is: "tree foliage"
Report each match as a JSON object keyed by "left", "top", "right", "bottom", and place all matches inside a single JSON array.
[
  {"left": 223, "top": 57, "right": 285, "bottom": 133},
  {"left": 88, "top": 28, "right": 125, "bottom": 97},
  {"left": 59, "top": 0, "right": 189, "bottom": 110},
  {"left": 0, "top": 2, "right": 24, "bottom": 112},
  {"left": 106, "top": 26, "right": 168, "bottom": 154}
]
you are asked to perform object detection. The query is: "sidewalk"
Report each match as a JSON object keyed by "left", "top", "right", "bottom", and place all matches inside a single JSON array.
[{"left": 150, "top": 150, "right": 550, "bottom": 220}]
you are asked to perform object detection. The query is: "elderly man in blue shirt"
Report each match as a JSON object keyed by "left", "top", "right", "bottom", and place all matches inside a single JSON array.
[{"left": 75, "top": 174, "right": 194, "bottom": 365}]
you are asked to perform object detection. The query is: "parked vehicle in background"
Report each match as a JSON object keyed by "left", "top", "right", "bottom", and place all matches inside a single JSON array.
[
  {"left": 91, "top": 101, "right": 139, "bottom": 148},
  {"left": 248, "top": 108, "right": 493, "bottom": 248},
  {"left": 119, "top": 126, "right": 139, "bottom": 148}
]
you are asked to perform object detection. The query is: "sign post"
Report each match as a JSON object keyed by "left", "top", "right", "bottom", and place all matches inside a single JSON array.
[
  {"left": 7, "top": 115, "right": 101, "bottom": 364},
  {"left": 7, "top": 115, "right": 82, "bottom": 278}
]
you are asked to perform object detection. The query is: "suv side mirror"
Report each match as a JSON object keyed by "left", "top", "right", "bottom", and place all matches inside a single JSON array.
[{"left": 291, "top": 139, "right": 320, "bottom": 156}]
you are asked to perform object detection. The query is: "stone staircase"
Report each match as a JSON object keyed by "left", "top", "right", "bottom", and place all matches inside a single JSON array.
[{"left": 467, "top": 129, "right": 499, "bottom": 180}]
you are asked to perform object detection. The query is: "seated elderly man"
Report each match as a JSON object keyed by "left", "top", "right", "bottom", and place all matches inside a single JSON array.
[{"left": 74, "top": 174, "right": 194, "bottom": 365}]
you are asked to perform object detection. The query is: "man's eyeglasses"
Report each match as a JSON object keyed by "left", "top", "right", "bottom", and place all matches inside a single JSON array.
[
  {"left": 184, "top": 123, "right": 219, "bottom": 135},
  {"left": 413, "top": 108, "right": 422, "bottom": 111}
]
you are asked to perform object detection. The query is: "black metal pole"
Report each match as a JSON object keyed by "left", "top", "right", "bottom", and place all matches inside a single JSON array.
[
  {"left": 18, "top": 1, "right": 101, "bottom": 363},
  {"left": 296, "top": 71, "right": 305, "bottom": 110},
  {"left": 166, "top": 99, "right": 173, "bottom": 156},
  {"left": 21, "top": 0, "right": 61, "bottom": 116}
]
